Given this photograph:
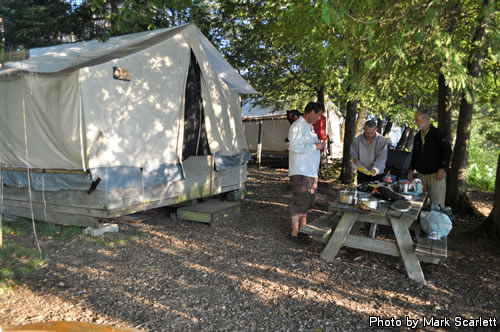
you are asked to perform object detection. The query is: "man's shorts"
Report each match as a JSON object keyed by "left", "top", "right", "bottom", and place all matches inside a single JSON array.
[{"left": 290, "top": 175, "right": 318, "bottom": 217}]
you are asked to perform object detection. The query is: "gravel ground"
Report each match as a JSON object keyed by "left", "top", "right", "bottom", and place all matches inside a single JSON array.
[{"left": 1, "top": 165, "right": 499, "bottom": 331}]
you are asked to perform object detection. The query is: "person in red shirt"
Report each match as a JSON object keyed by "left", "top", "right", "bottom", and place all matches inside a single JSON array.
[
  {"left": 312, "top": 105, "right": 327, "bottom": 171},
  {"left": 312, "top": 114, "right": 327, "bottom": 151}
]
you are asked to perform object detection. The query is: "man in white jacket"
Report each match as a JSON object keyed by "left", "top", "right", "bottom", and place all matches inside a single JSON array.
[{"left": 288, "top": 102, "right": 325, "bottom": 243}]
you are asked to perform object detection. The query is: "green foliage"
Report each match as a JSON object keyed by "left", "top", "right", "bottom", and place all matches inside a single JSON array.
[
  {"left": 1, "top": 217, "right": 80, "bottom": 294},
  {"left": 0, "top": 0, "right": 100, "bottom": 51},
  {"left": 0, "top": 234, "right": 46, "bottom": 296},
  {"left": 91, "top": 0, "right": 217, "bottom": 40},
  {"left": 0, "top": 244, "right": 45, "bottom": 279},
  {"left": 3, "top": 217, "right": 82, "bottom": 240},
  {"left": 215, "top": 1, "right": 349, "bottom": 107},
  {"left": 3, "top": 217, "right": 141, "bottom": 247},
  {"left": 468, "top": 137, "right": 498, "bottom": 192},
  {"left": 467, "top": 108, "right": 500, "bottom": 192}
]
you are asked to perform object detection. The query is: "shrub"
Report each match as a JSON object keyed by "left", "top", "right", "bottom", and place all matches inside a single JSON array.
[{"left": 467, "top": 126, "right": 498, "bottom": 192}]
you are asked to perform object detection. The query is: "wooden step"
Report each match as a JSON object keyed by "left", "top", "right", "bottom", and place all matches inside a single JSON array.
[
  {"left": 176, "top": 200, "right": 240, "bottom": 226},
  {"left": 299, "top": 212, "right": 342, "bottom": 243}
]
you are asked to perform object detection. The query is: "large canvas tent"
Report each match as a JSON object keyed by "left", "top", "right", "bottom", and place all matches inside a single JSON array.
[
  {"left": 0, "top": 23, "right": 256, "bottom": 226},
  {"left": 242, "top": 99, "right": 343, "bottom": 158}
]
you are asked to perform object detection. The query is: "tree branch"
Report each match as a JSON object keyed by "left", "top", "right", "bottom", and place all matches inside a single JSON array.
[
  {"left": 346, "top": 9, "right": 409, "bottom": 24},
  {"left": 284, "top": 63, "right": 315, "bottom": 89}
]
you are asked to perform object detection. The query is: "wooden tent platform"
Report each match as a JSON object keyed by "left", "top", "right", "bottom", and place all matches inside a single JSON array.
[{"left": 1, "top": 156, "right": 246, "bottom": 227}]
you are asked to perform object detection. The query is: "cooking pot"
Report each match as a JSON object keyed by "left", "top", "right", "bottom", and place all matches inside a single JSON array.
[
  {"left": 339, "top": 188, "right": 358, "bottom": 205},
  {"left": 359, "top": 197, "right": 379, "bottom": 210}
]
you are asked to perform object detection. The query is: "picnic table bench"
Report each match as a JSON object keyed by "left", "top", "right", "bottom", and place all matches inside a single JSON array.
[
  {"left": 412, "top": 221, "right": 448, "bottom": 264},
  {"left": 299, "top": 211, "right": 342, "bottom": 243}
]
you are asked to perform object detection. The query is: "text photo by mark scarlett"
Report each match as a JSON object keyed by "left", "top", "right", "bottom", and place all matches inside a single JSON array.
[{"left": 369, "top": 316, "right": 497, "bottom": 329}]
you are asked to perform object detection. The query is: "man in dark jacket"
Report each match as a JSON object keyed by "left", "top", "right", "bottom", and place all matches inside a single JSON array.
[{"left": 408, "top": 110, "right": 452, "bottom": 207}]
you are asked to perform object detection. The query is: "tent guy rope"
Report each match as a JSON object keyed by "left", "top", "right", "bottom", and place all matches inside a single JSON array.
[{"left": 22, "top": 74, "right": 42, "bottom": 258}]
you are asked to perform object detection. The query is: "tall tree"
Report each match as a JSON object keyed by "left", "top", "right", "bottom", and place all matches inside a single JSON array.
[
  {"left": 405, "top": 128, "right": 416, "bottom": 151},
  {"left": 355, "top": 105, "right": 367, "bottom": 135},
  {"left": 376, "top": 118, "right": 383, "bottom": 133},
  {"left": 383, "top": 116, "right": 393, "bottom": 138},
  {"left": 447, "top": 0, "right": 496, "bottom": 210},
  {"left": 396, "top": 126, "right": 409, "bottom": 150},
  {"left": 437, "top": 72, "right": 453, "bottom": 143},
  {"left": 225, "top": 1, "right": 344, "bottom": 108},
  {"left": 340, "top": 99, "right": 357, "bottom": 183}
]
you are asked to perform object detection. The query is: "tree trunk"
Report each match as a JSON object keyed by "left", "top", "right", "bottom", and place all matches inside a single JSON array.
[
  {"left": 447, "top": 0, "right": 492, "bottom": 212},
  {"left": 0, "top": 18, "right": 6, "bottom": 52},
  {"left": 451, "top": 121, "right": 458, "bottom": 146},
  {"left": 478, "top": 154, "right": 500, "bottom": 239},
  {"left": 377, "top": 118, "right": 383, "bottom": 133},
  {"left": 396, "top": 126, "right": 409, "bottom": 150},
  {"left": 340, "top": 100, "right": 357, "bottom": 184},
  {"left": 340, "top": 118, "right": 345, "bottom": 143},
  {"left": 438, "top": 72, "right": 453, "bottom": 143},
  {"left": 109, "top": 0, "right": 120, "bottom": 26},
  {"left": 355, "top": 105, "right": 367, "bottom": 135},
  {"left": 405, "top": 128, "right": 415, "bottom": 151},
  {"left": 447, "top": 93, "right": 476, "bottom": 212},
  {"left": 383, "top": 116, "right": 393, "bottom": 138},
  {"left": 316, "top": 85, "right": 325, "bottom": 107},
  {"left": 109, "top": 0, "right": 119, "bottom": 14}
]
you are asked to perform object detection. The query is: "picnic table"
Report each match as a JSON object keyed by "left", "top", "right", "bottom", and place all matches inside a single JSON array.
[{"left": 320, "top": 192, "right": 432, "bottom": 284}]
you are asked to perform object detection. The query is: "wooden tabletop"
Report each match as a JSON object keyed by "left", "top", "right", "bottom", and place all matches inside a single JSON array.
[{"left": 329, "top": 192, "right": 427, "bottom": 220}]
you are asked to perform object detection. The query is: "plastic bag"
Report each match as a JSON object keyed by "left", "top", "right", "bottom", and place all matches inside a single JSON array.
[
  {"left": 431, "top": 203, "right": 455, "bottom": 224},
  {"left": 420, "top": 211, "right": 452, "bottom": 240}
]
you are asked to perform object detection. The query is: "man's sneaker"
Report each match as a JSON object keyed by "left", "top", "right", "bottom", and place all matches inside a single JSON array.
[
  {"left": 287, "top": 234, "right": 301, "bottom": 243},
  {"left": 298, "top": 233, "right": 313, "bottom": 244}
]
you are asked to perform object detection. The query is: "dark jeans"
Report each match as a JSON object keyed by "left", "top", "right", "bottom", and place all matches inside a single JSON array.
[{"left": 357, "top": 171, "right": 384, "bottom": 184}]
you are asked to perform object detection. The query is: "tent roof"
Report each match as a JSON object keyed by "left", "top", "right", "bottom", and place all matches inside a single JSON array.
[
  {"left": 242, "top": 98, "right": 289, "bottom": 118},
  {"left": 1, "top": 24, "right": 256, "bottom": 94}
]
